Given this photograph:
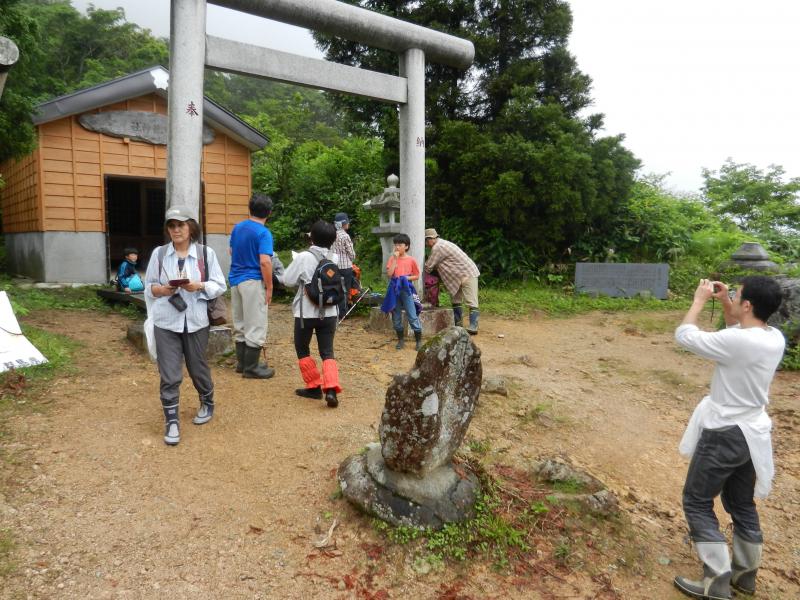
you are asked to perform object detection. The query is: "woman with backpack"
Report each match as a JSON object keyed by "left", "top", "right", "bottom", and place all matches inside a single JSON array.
[
  {"left": 277, "top": 220, "right": 342, "bottom": 408},
  {"left": 144, "top": 206, "right": 227, "bottom": 445}
]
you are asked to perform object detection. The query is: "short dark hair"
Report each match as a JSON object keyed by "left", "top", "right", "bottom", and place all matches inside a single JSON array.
[
  {"left": 249, "top": 193, "right": 273, "bottom": 219},
  {"left": 123, "top": 247, "right": 138, "bottom": 256},
  {"left": 164, "top": 218, "right": 201, "bottom": 243},
  {"left": 310, "top": 220, "right": 336, "bottom": 249},
  {"left": 392, "top": 233, "right": 410, "bottom": 249},
  {"left": 740, "top": 275, "right": 784, "bottom": 322}
]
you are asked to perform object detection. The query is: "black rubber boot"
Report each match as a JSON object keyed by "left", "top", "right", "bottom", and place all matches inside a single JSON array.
[
  {"left": 242, "top": 345, "right": 275, "bottom": 379},
  {"left": 414, "top": 330, "right": 422, "bottom": 351},
  {"left": 325, "top": 389, "right": 339, "bottom": 408},
  {"left": 395, "top": 330, "right": 405, "bottom": 350},
  {"left": 235, "top": 341, "right": 246, "bottom": 373},
  {"left": 466, "top": 309, "right": 479, "bottom": 335},
  {"left": 452, "top": 304, "right": 463, "bottom": 327},
  {"left": 295, "top": 386, "right": 322, "bottom": 399}
]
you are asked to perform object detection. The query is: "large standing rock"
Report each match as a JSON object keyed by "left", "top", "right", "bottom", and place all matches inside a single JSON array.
[
  {"left": 338, "top": 326, "right": 483, "bottom": 529},
  {"left": 768, "top": 277, "right": 800, "bottom": 344},
  {"left": 379, "top": 327, "right": 482, "bottom": 475}
]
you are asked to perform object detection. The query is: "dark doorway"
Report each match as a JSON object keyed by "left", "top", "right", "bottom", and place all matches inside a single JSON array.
[{"left": 105, "top": 176, "right": 166, "bottom": 278}]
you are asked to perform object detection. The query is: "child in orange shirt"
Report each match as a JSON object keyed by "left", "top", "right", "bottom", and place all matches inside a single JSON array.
[{"left": 384, "top": 233, "right": 422, "bottom": 350}]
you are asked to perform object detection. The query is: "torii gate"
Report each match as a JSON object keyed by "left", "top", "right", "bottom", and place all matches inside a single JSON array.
[{"left": 167, "top": 0, "right": 474, "bottom": 268}]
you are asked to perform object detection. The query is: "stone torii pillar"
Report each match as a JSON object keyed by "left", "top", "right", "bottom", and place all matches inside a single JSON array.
[
  {"left": 167, "top": 0, "right": 207, "bottom": 219},
  {"left": 399, "top": 49, "right": 426, "bottom": 267}
]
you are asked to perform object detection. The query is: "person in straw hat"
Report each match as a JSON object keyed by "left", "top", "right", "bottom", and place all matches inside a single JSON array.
[{"left": 423, "top": 228, "right": 480, "bottom": 334}]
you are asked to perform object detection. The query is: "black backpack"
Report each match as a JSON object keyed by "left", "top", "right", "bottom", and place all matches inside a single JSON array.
[{"left": 303, "top": 248, "right": 345, "bottom": 318}]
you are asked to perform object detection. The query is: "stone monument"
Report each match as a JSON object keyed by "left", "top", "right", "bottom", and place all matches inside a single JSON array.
[{"left": 338, "top": 327, "right": 482, "bottom": 529}]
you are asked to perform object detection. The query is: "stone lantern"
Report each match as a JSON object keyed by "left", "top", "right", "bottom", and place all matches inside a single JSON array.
[
  {"left": 727, "top": 242, "right": 779, "bottom": 272},
  {"left": 0, "top": 36, "right": 20, "bottom": 100},
  {"left": 363, "top": 174, "right": 401, "bottom": 275}
]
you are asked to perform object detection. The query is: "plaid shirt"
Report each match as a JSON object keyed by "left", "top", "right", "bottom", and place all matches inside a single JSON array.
[
  {"left": 331, "top": 228, "right": 355, "bottom": 269},
  {"left": 424, "top": 239, "right": 479, "bottom": 295}
]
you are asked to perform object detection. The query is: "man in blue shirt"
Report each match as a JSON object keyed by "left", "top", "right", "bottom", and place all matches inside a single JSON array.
[{"left": 229, "top": 194, "right": 275, "bottom": 379}]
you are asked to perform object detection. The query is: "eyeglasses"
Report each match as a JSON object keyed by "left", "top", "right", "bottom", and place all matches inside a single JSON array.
[{"left": 727, "top": 287, "right": 737, "bottom": 300}]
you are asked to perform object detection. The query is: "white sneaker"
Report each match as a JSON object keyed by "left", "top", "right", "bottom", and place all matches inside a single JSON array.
[
  {"left": 164, "top": 422, "right": 180, "bottom": 445},
  {"left": 192, "top": 403, "right": 213, "bottom": 425}
]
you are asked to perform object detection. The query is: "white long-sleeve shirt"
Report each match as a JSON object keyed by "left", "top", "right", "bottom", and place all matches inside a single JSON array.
[
  {"left": 675, "top": 323, "right": 786, "bottom": 497},
  {"left": 144, "top": 242, "right": 227, "bottom": 333},
  {"left": 277, "top": 246, "right": 339, "bottom": 319}
]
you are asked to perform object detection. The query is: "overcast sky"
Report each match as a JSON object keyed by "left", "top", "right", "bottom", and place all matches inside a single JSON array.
[{"left": 70, "top": 0, "right": 800, "bottom": 195}]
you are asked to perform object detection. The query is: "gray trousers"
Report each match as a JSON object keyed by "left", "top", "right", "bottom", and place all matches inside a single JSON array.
[
  {"left": 682, "top": 425, "right": 763, "bottom": 544},
  {"left": 154, "top": 326, "right": 213, "bottom": 418}
]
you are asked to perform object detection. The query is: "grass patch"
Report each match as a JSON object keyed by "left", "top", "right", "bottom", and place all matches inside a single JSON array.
[
  {"left": 622, "top": 314, "right": 677, "bottom": 335},
  {"left": 466, "top": 438, "right": 491, "bottom": 456},
  {"left": 478, "top": 281, "right": 687, "bottom": 318},
  {"left": 0, "top": 530, "right": 14, "bottom": 577},
  {"left": 370, "top": 460, "right": 650, "bottom": 584},
  {"left": 0, "top": 325, "right": 80, "bottom": 407},
  {"left": 550, "top": 478, "right": 586, "bottom": 494}
]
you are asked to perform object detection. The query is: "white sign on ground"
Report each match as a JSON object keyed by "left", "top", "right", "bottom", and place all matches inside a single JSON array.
[{"left": 0, "top": 291, "right": 47, "bottom": 372}]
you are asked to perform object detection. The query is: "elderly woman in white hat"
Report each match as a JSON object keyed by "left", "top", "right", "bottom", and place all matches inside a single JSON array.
[{"left": 144, "top": 206, "right": 227, "bottom": 446}]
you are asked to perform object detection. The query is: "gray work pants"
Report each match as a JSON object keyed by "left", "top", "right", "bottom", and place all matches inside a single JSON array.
[
  {"left": 682, "top": 425, "right": 763, "bottom": 544},
  {"left": 154, "top": 325, "right": 214, "bottom": 409}
]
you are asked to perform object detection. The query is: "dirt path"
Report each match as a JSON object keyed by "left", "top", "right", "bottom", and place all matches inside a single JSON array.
[{"left": 1, "top": 305, "right": 798, "bottom": 599}]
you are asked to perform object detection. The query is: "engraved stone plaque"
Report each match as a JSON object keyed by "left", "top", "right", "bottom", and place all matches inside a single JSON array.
[
  {"left": 575, "top": 263, "right": 669, "bottom": 299},
  {"left": 79, "top": 111, "right": 215, "bottom": 145}
]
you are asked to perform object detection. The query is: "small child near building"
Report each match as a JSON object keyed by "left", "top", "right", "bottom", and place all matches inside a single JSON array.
[
  {"left": 116, "top": 247, "right": 144, "bottom": 293},
  {"left": 382, "top": 233, "right": 423, "bottom": 350}
]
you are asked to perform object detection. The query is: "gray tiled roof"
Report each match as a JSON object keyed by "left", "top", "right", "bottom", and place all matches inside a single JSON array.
[{"left": 32, "top": 65, "right": 268, "bottom": 151}]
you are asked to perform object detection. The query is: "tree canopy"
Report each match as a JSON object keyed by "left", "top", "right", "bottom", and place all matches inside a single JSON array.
[
  {"left": 0, "top": 0, "right": 169, "bottom": 164},
  {"left": 315, "top": 0, "right": 640, "bottom": 274}
]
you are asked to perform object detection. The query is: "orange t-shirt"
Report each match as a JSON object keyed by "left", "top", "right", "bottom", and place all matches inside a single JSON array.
[{"left": 387, "top": 255, "right": 420, "bottom": 278}]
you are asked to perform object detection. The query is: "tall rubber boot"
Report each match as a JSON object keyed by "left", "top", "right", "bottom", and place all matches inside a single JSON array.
[
  {"left": 242, "top": 345, "right": 275, "bottom": 379},
  {"left": 161, "top": 398, "right": 180, "bottom": 445},
  {"left": 322, "top": 359, "right": 341, "bottom": 408},
  {"left": 192, "top": 391, "right": 214, "bottom": 425},
  {"left": 674, "top": 541, "right": 732, "bottom": 600},
  {"left": 296, "top": 357, "right": 322, "bottom": 399},
  {"left": 466, "top": 309, "right": 479, "bottom": 335},
  {"left": 235, "top": 341, "right": 246, "bottom": 374},
  {"left": 395, "top": 329, "right": 405, "bottom": 350},
  {"left": 452, "top": 304, "right": 463, "bottom": 327},
  {"left": 731, "top": 534, "right": 762, "bottom": 595},
  {"left": 414, "top": 330, "right": 423, "bottom": 351}
]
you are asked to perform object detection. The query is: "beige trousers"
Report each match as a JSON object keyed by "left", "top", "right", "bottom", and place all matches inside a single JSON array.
[
  {"left": 231, "top": 279, "right": 268, "bottom": 347},
  {"left": 452, "top": 276, "right": 479, "bottom": 310}
]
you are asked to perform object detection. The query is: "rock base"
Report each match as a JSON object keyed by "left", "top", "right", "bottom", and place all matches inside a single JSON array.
[
  {"left": 338, "top": 444, "right": 480, "bottom": 529},
  {"left": 127, "top": 321, "right": 232, "bottom": 359},
  {"left": 367, "top": 307, "right": 454, "bottom": 336}
]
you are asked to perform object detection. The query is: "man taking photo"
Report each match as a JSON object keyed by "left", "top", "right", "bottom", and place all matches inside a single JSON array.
[{"left": 673, "top": 276, "right": 785, "bottom": 600}]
